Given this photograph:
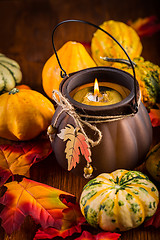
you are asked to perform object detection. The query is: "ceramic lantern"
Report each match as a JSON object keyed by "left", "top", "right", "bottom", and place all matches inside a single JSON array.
[{"left": 48, "top": 20, "right": 152, "bottom": 178}]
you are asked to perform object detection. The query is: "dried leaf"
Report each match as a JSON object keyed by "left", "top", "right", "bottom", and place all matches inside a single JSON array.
[
  {"left": 0, "top": 178, "right": 75, "bottom": 235},
  {"left": 32, "top": 201, "right": 85, "bottom": 239},
  {"left": 0, "top": 138, "right": 52, "bottom": 186},
  {"left": 58, "top": 124, "right": 91, "bottom": 171},
  {"left": 61, "top": 201, "right": 86, "bottom": 230},
  {"left": 33, "top": 224, "right": 82, "bottom": 239},
  {"left": 75, "top": 231, "right": 121, "bottom": 240},
  {"left": 144, "top": 202, "right": 160, "bottom": 228},
  {"left": 128, "top": 15, "right": 160, "bottom": 37},
  {"left": 149, "top": 108, "right": 160, "bottom": 127}
]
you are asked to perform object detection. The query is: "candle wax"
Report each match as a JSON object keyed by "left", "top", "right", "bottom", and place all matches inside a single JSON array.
[{"left": 73, "top": 85, "right": 123, "bottom": 106}]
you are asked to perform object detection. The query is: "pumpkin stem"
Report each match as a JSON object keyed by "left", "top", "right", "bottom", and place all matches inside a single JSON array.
[
  {"left": 100, "top": 57, "right": 137, "bottom": 67},
  {"left": 9, "top": 88, "right": 20, "bottom": 95}
]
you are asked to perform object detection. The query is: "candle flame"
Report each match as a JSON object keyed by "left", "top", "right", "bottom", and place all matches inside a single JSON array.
[{"left": 94, "top": 78, "right": 99, "bottom": 96}]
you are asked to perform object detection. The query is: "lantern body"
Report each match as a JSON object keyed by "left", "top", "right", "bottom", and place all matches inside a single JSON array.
[{"left": 51, "top": 67, "right": 152, "bottom": 176}]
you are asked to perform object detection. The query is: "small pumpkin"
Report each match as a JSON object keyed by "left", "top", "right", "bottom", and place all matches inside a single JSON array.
[
  {"left": 112, "top": 57, "right": 160, "bottom": 109},
  {"left": 42, "top": 41, "right": 96, "bottom": 99},
  {"left": 16, "top": 84, "right": 31, "bottom": 90},
  {"left": 91, "top": 20, "right": 142, "bottom": 66},
  {"left": 146, "top": 143, "right": 160, "bottom": 182},
  {"left": 80, "top": 169, "right": 159, "bottom": 232},
  {"left": 0, "top": 88, "right": 55, "bottom": 141},
  {"left": 0, "top": 53, "right": 22, "bottom": 93}
]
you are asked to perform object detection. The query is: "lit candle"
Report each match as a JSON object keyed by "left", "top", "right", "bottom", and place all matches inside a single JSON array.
[{"left": 71, "top": 79, "right": 127, "bottom": 106}]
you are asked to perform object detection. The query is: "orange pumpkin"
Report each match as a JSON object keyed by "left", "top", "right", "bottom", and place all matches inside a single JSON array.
[
  {"left": 42, "top": 41, "right": 96, "bottom": 99},
  {"left": 16, "top": 84, "right": 31, "bottom": 90},
  {"left": 0, "top": 88, "right": 55, "bottom": 141}
]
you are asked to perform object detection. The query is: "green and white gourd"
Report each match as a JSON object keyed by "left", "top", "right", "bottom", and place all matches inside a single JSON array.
[
  {"left": 80, "top": 169, "right": 159, "bottom": 232},
  {"left": 0, "top": 53, "right": 22, "bottom": 93}
]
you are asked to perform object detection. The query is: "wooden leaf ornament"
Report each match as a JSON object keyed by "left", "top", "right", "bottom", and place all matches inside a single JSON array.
[
  {"left": 0, "top": 178, "right": 75, "bottom": 235},
  {"left": 57, "top": 124, "right": 92, "bottom": 171}
]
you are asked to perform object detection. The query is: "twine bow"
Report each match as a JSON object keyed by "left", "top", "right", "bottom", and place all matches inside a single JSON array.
[
  {"left": 52, "top": 90, "right": 102, "bottom": 147},
  {"left": 51, "top": 89, "right": 141, "bottom": 147}
]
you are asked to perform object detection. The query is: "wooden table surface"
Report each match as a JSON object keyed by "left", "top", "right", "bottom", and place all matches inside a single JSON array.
[{"left": 0, "top": 0, "right": 160, "bottom": 239}]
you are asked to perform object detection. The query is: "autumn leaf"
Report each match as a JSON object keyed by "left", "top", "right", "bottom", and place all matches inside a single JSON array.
[
  {"left": 149, "top": 108, "right": 160, "bottom": 127},
  {"left": 57, "top": 124, "right": 92, "bottom": 171},
  {"left": 0, "top": 178, "right": 75, "bottom": 235},
  {"left": 34, "top": 202, "right": 86, "bottom": 239},
  {"left": 128, "top": 15, "right": 160, "bottom": 37},
  {"left": 75, "top": 231, "right": 121, "bottom": 240},
  {"left": 33, "top": 223, "right": 82, "bottom": 239},
  {"left": 0, "top": 138, "right": 52, "bottom": 186}
]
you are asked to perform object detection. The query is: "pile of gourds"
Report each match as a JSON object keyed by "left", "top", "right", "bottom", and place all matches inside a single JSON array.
[
  {"left": 42, "top": 20, "right": 160, "bottom": 109},
  {"left": 0, "top": 54, "right": 55, "bottom": 141},
  {"left": 91, "top": 20, "right": 160, "bottom": 109}
]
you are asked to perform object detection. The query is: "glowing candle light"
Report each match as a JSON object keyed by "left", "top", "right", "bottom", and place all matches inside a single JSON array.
[{"left": 72, "top": 79, "right": 126, "bottom": 106}]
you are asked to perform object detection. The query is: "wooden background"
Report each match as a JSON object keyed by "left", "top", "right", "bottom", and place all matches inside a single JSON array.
[{"left": 0, "top": 0, "right": 160, "bottom": 239}]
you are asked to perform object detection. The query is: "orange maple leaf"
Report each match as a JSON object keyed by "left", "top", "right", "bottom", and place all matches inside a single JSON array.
[
  {"left": 0, "top": 138, "right": 52, "bottom": 186},
  {"left": 34, "top": 202, "right": 86, "bottom": 239},
  {"left": 57, "top": 124, "right": 92, "bottom": 171},
  {"left": 0, "top": 178, "right": 75, "bottom": 235}
]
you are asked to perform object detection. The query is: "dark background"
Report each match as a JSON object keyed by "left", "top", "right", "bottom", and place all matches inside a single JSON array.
[{"left": 0, "top": 0, "right": 160, "bottom": 239}]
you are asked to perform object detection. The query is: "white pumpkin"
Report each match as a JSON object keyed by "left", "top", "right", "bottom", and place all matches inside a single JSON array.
[
  {"left": 0, "top": 53, "right": 22, "bottom": 92},
  {"left": 80, "top": 169, "right": 159, "bottom": 232}
]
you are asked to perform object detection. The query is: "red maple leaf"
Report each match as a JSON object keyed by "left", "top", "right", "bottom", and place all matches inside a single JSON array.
[
  {"left": 34, "top": 201, "right": 86, "bottom": 239},
  {"left": 0, "top": 138, "right": 52, "bottom": 186},
  {"left": 33, "top": 223, "right": 82, "bottom": 239},
  {"left": 0, "top": 178, "right": 75, "bottom": 235},
  {"left": 57, "top": 124, "right": 92, "bottom": 171},
  {"left": 149, "top": 107, "right": 160, "bottom": 127},
  {"left": 75, "top": 231, "right": 121, "bottom": 240},
  {"left": 128, "top": 15, "right": 160, "bottom": 37}
]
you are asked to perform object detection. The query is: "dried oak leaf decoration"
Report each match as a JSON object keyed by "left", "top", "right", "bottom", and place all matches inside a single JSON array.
[{"left": 57, "top": 124, "right": 92, "bottom": 171}]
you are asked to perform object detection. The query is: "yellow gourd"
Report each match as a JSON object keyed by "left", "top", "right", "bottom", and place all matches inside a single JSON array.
[
  {"left": 112, "top": 57, "right": 160, "bottom": 109},
  {"left": 146, "top": 143, "right": 160, "bottom": 182},
  {"left": 0, "top": 88, "right": 55, "bottom": 141},
  {"left": 42, "top": 41, "right": 96, "bottom": 99},
  {"left": 91, "top": 20, "right": 142, "bottom": 66}
]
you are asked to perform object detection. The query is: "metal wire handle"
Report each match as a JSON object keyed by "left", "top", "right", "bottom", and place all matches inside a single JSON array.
[{"left": 52, "top": 19, "right": 138, "bottom": 112}]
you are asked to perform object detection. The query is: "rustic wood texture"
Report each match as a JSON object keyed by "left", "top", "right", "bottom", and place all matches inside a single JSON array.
[{"left": 0, "top": 0, "right": 160, "bottom": 239}]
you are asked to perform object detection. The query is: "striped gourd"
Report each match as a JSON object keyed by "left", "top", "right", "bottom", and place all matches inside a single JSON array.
[
  {"left": 146, "top": 142, "right": 160, "bottom": 182},
  {"left": 0, "top": 53, "right": 22, "bottom": 93},
  {"left": 113, "top": 57, "right": 160, "bottom": 109},
  {"left": 80, "top": 169, "right": 159, "bottom": 232},
  {"left": 91, "top": 20, "right": 142, "bottom": 66}
]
